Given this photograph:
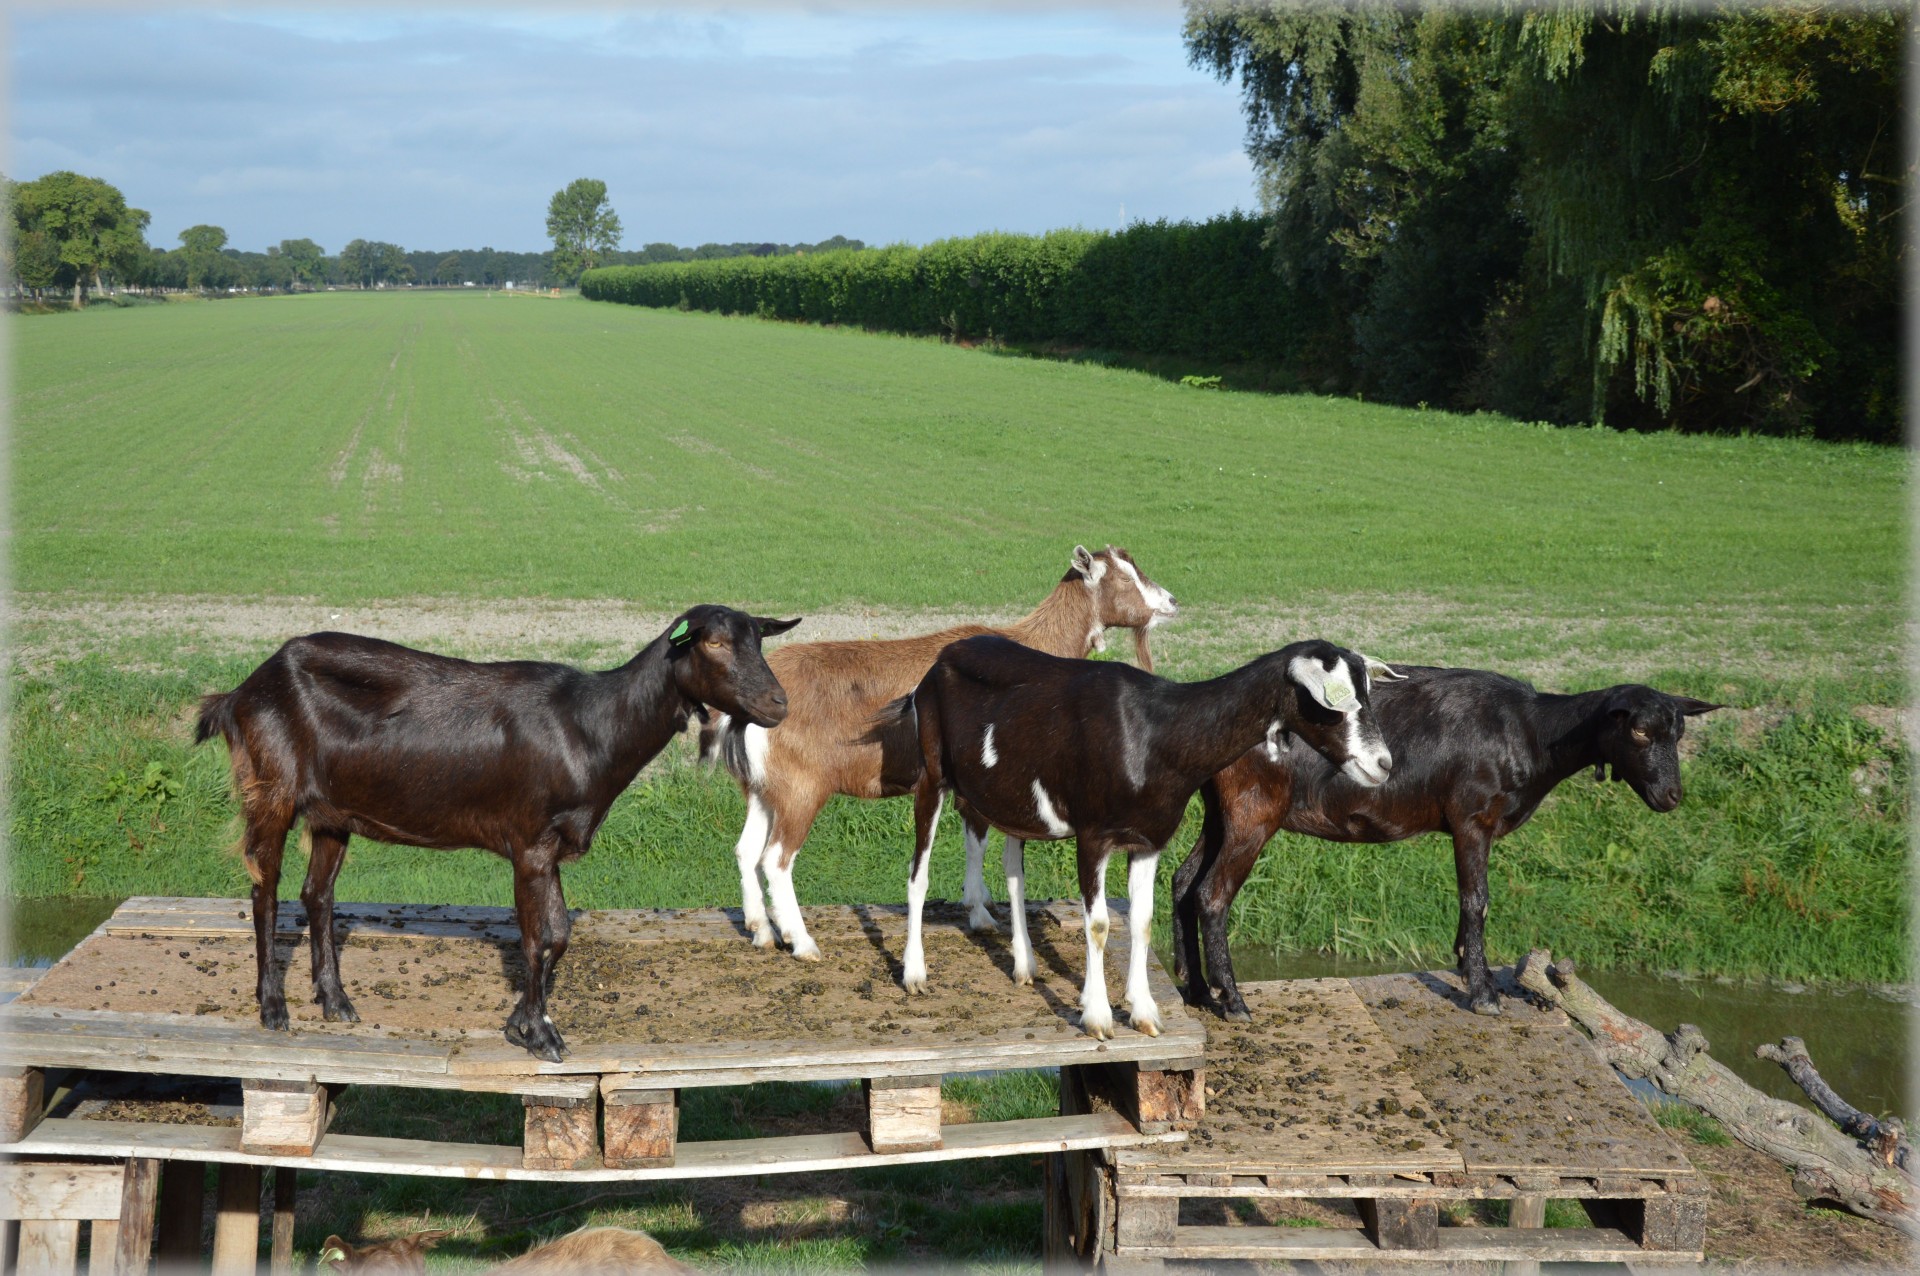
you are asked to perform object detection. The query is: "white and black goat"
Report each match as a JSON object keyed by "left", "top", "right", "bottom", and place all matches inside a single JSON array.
[{"left": 893, "top": 636, "right": 1398, "bottom": 1039}]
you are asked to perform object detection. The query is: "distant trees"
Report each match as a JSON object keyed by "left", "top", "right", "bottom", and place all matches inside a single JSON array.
[
  {"left": 546, "top": 178, "right": 623, "bottom": 285},
  {"left": 278, "top": 238, "right": 326, "bottom": 290},
  {"left": 178, "top": 225, "right": 230, "bottom": 291},
  {"left": 337, "top": 239, "right": 412, "bottom": 288},
  {"left": 7, "top": 171, "right": 150, "bottom": 305},
  {"left": 436, "top": 254, "right": 463, "bottom": 284}
]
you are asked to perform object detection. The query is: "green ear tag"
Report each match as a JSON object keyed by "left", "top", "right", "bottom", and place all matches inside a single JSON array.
[{"left": 670, "top": 619, "right": 692, "bottom": 646}]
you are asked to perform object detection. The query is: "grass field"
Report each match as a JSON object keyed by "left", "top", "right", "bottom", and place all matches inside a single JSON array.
[{"left": 7, "top": 290, "right": 1910, "bottom": 986}]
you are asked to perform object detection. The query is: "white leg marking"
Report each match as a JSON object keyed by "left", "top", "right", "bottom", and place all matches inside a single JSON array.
[
  {"left": 1079, "top": 850, "right": 1114, "bottom": 1040},
  {"left": 1003, "top": 836, "right": 1032, "bottom": 985},
  {"left": 734, "top": 795, "right": 773, "bottom": 947},
  {"left": 761, "top": 842, "right": 820, "bottom": 961},
  {"left": 962, "top": 823, "right": 999, "bottom": 932},
  {"left": 980, "top": 724, "right": 998, "bottom": 768},
  {"left": 1030, "top": 780, "right": 1072, "bottom": 838},
  {"left": 903, "top": 793, "right": 944, "bottom": 994},
  {"left": 1126, "top": 851, "right": 1163, "bottom": 1036}
]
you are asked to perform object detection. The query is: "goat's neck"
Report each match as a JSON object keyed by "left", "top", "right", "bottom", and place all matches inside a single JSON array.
[
  {"left": 1535, "top": 689, "right": 1616, "bottom": 790},
  {"left": 586, "top": 644, "right": 692, "bottom": 780},
  {"left": 1154, "top": 654, "right": 1294, "bottom": 785},
  {"left": 1003, "top": 578, "right": 1104, "bottom": 659}
]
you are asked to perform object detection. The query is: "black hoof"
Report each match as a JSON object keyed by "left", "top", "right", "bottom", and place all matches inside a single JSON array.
[
  {"left": 259, "top": 1001, "right": 290, "bottom": 1031},
  {"left": 1469, "top": 995, "right": 1502, "bottom": 1016},
  {"left": 319, "top": 996, "right": 359, "bottom": 1024},
  {"left": 1223, "top": 1002, "right": 1253, "bottom": 1023},
  {"left": 503, "top": 1018, "right": 567, "bottom": 1062}
]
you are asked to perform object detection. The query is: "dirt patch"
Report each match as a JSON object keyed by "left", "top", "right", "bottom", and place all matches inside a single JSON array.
[
  {"left": 15, "top": 905, "right": 1166, "bottom": 1052},
  {"left": 1689, "top": 1135, "right": 1914, "bottom": 1270}
]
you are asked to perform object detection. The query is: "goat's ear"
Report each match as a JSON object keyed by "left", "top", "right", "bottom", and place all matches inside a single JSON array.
[
  {"left": 667, "top": 618, "right": 699, "bottom": 648},
  {"left": 1675, "top": 696, "right": 1723, "bottom": 717},
  {"left": 755, "top": 616, "right": 802, "bottom": 638},
  {"left": 1289, "top": 654, "right": 1358, "bottom": 712},
  {"left": 1072, "top": 544, "right": 1106, "bottom": 582},
  {"left": 410, "top": 1230, "right": 453, "bottom": 1252},
  {"left": 1360, "top": 653, "right": 1406, "bottom": 682},
  {"left": 319, "top": 1237, "right": 351, "bottom": 1270}
]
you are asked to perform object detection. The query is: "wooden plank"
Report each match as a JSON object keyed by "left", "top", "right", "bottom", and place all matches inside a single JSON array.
[
  {"left": 241, "top": 1079, "right": 330, "bottom": 1156},
  {"left": 0, "top": 1067, "right": 46, "bottom": 1143},
  {"left": 1117, "top": 1225, "right": 1688, "bottom": 1263},
  {"left": 1510, "top": 1194, "right": 1547, "bottom": 1227},
  {"left": 114, "top": 1160, "right": 162, "bottom": 1276},
  {"left": 0, "top": 1164, "right": 123, "bottom": 1222},
  {"left": 209, "top": 1163, "right": 261, "bottom": 1276},
  {"left": 269, "top": 1167, "right": 297, "bottom": 1276},
  {"left": 522, "top": 1094, "right": 600, "bottom": 1171},
  {"left": 8, "top": 1111, "right": 1180, "bottom": 1182},
  {"left": 1113, "top": 1195, "right": 1178, "bottom": 1249},
  {"left": 14, "top": 1219, "right": 79, "bottom": 1276},
  {"left": 1351, "top": 971, "right": 1697, "bottom": 1179},
  {"left": 90, "top": 1220, "right": 121, "bottom": 1273},
  {"left": 1629, "top": 1194, "right": 1709, "bottom": 1252},
  {"left": 153, "top": 1162, "right": 206, "bottom": 1269},
  {"left": 863, "top": 1075, "right": 943, "bottom": 1155}
]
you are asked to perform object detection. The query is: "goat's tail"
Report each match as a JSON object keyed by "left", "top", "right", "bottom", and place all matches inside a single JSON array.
[
  {"left": 194, "top": 691, "right": 237, "bottom": 745},
  {"left": 864, "top": 694, "right": 924, "bottom": 796}
]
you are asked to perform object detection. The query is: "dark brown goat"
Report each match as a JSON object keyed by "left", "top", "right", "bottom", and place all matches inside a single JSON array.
[
  {"left": 195, "top": 605, "right": 797, "bottom": 1061},
  {"left": 1170, "top": 665, "right": 1720, "bottom": 1020},
  {"left": 900, "top": 636, "right": 1398, "bottom": 1039}
]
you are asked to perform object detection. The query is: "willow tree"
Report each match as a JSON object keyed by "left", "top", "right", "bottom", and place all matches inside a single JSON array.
[{"left": 1186, "top": 1, "right": 1908, "bottom": 440}]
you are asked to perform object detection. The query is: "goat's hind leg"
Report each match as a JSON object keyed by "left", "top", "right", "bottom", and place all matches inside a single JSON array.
[
  {"left": 301, "top": 827, "right": 357, "bottom": 1022},
  {"left": 960, "top": 816, "right": 999, "bottom": 933},
  {"left": 241, "top": 803, "right": 295, "bottom": 1030},
  {"left": 1451, "top": 827, "right": 1499, "bottom": 1015},
  {"left": 1075, "top": 839, "right": 1116, "bottom": 1040}
]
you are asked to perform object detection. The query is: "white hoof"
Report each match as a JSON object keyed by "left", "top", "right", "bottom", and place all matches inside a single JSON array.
[
  {"left": 1080, "top": 1006, "right": 1116, "bottom": 1041},
  {"left": 967, "top": 904, "right": 1002, "bottom": 933},
  {"left": 1011, "top": 964, "right": 1034, "bottom": 988},
  {"left": 790, "top": 936, "right": 822, "bottom": 962},
  {"left": 1130, "top": 1006, "right": 1163, "bottom": 1037},
  {"left": 749, "top": 923, "right": 775, "bottom": 949}
]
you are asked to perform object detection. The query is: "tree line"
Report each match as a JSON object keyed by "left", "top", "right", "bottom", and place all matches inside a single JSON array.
[{"left": 2, "top": 171, "right": 863, "bottom": 304}]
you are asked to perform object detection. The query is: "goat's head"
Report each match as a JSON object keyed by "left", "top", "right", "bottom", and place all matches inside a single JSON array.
[
  {"left": 1595, "top": 686, "right": 1722, "bottom": 811},
  {"left": 319, "top": 1230, "right": 450, "bottom": 1274},
  {"left": 1071, "top": 544, "right": 1177, "bottom": 670},
  {"left": 665, "top": 605, "right": 799, "bottom": 729},
  {"left": 1275, "top": 641, "right": 1401, "bottom": 787}
]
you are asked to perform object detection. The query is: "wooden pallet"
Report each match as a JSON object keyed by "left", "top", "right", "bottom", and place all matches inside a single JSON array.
[
  {"left": 1, "top": 897, "right": 1200, "bottom": 1178},
  {"left": 1047, "top": 973, "right": 1707, "bottom": 1269}
]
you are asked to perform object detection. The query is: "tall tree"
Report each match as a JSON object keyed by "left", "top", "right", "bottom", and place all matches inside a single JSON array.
[
  {"left": 10, "top": 171, "right": 150, "bottom": 305},
  {"left": 546, "top": 178, "right": 623, "bottom": 285},
  {"left": 278, "top": 238, "right": 326, "bottom": 290},
  {"left": 178, "top": 224, "right": 229, "bottom": 292}
]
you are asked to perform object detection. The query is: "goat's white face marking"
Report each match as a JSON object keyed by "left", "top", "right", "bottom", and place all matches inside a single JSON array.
[
  {"left": 1031, "top": 780, "right": 1072, "bottom": 838},
  {"left": 981, "top": 724, "right": 998, "bottom": 768},
  {"left": 1108, "top": 552, "right": 1177, "bottom": 622}
]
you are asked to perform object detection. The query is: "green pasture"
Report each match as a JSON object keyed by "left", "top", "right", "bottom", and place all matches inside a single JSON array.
[{"left": 5, "top": 291, "right": 1910, "bottom": 985}]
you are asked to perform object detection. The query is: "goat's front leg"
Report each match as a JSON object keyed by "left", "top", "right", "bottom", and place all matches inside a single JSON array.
[
  {"left": 1123, "top": 849, "right": 1163, "bottom": 1036},
  {"left": 901, "top": 782, "right": 944, "bottom": 994},
  {"left": 302, "top": 827, "right": 358, "bottom": 1023},
  {"left": 961, "top": 818, "right": 999, "bottom": 932},
  {"left": 1451, "top": 825, "right": 1499, "bottom": 1015},
  {"left": 505, "top": 845, "right": 570, "bottom": 1061},
  {"left": 1003, "top": 835, "right": 1033, "bottom": 985},
  {"left": 762, "top": 794, "right": 826, "bottom": 961},
  {"left": 734, "top": 792, "right": 774, "bottom": 948},
  {"left": 1075, "top": 840, "right": 1115, "bottom": 1040}
]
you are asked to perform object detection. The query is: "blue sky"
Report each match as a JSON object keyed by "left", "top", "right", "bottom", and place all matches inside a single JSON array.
[{"left": 8, "top": 6, "right": 1258, "bottom": 255}]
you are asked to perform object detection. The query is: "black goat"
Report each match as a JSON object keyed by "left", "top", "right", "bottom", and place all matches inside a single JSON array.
[
  {"left": 1170, "top": 665, "right": 1721, "bottom": 1020},
  {"left": 195, "top": 606, "right": 798, "bottom": 1060},
  {"left": 900, "top": 635, "right": 1397, "bottom": 1039}
]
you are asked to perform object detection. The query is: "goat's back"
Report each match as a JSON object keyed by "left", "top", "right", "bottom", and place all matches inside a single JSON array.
[{"left": 484, "top": 1227, "right": 693, "bottom": 1274}]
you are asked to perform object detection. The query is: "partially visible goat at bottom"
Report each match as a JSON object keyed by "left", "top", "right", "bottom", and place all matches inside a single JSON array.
[{"left": 320, "top": 1225, "right": 695, "bottom": 1274}]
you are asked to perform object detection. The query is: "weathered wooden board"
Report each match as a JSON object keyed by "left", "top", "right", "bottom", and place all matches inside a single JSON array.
[
  {"left": 8, "top": 898, "right": 1202, "bottom": 1087},
  {"left": 4, "top": 1112, "right": 1180, "bottom": 1183},
  {"left": 1114, "top": 980, "right": 1460, "bottom": 1178},
  {"left": 1350, "top": 970, "right": 1696, "bottom": 1178},
  {"left": 1115, "top": 1224, "right": 1691, "bottom": 1263},
  {"left": 0, "top": 1164, "right": 123, "bottom": 1222}
]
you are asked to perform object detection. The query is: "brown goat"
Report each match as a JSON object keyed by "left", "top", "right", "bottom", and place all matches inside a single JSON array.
[
  {"left": 702, "top": 545, "right": 1177, "bottom": 960},
  {"left": 322, "top": 1225, "right": 694, "bottom": 1274}
]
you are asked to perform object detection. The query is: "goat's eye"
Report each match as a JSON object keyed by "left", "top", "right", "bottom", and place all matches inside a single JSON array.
[
  {"left": 703, "top": 637, "right": 728, "bottom": 652},
  {"left": 1630, "top": 727, "right": 1651, "bottom": 745}
]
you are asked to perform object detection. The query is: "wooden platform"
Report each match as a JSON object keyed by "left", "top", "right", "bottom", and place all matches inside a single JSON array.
[
  {"left": 1049, "top": 972, "right": 1707, "bottom": 1268},
  {"left": 0, "top": 897, "right": 1201, "bottom": 1182}
]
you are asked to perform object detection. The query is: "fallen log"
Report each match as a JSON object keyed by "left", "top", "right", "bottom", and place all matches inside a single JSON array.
[
  {"left": 1515, "top": 948, "right": 1917, "bottom": 1238},
  {"left": 1757, "top": 1035, "right": 1910, "bottom": 1172}
]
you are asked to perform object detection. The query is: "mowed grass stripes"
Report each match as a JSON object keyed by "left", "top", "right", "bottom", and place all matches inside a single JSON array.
[{"left": 9, "top": 291, "right": 1906, "bottom": 620}]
